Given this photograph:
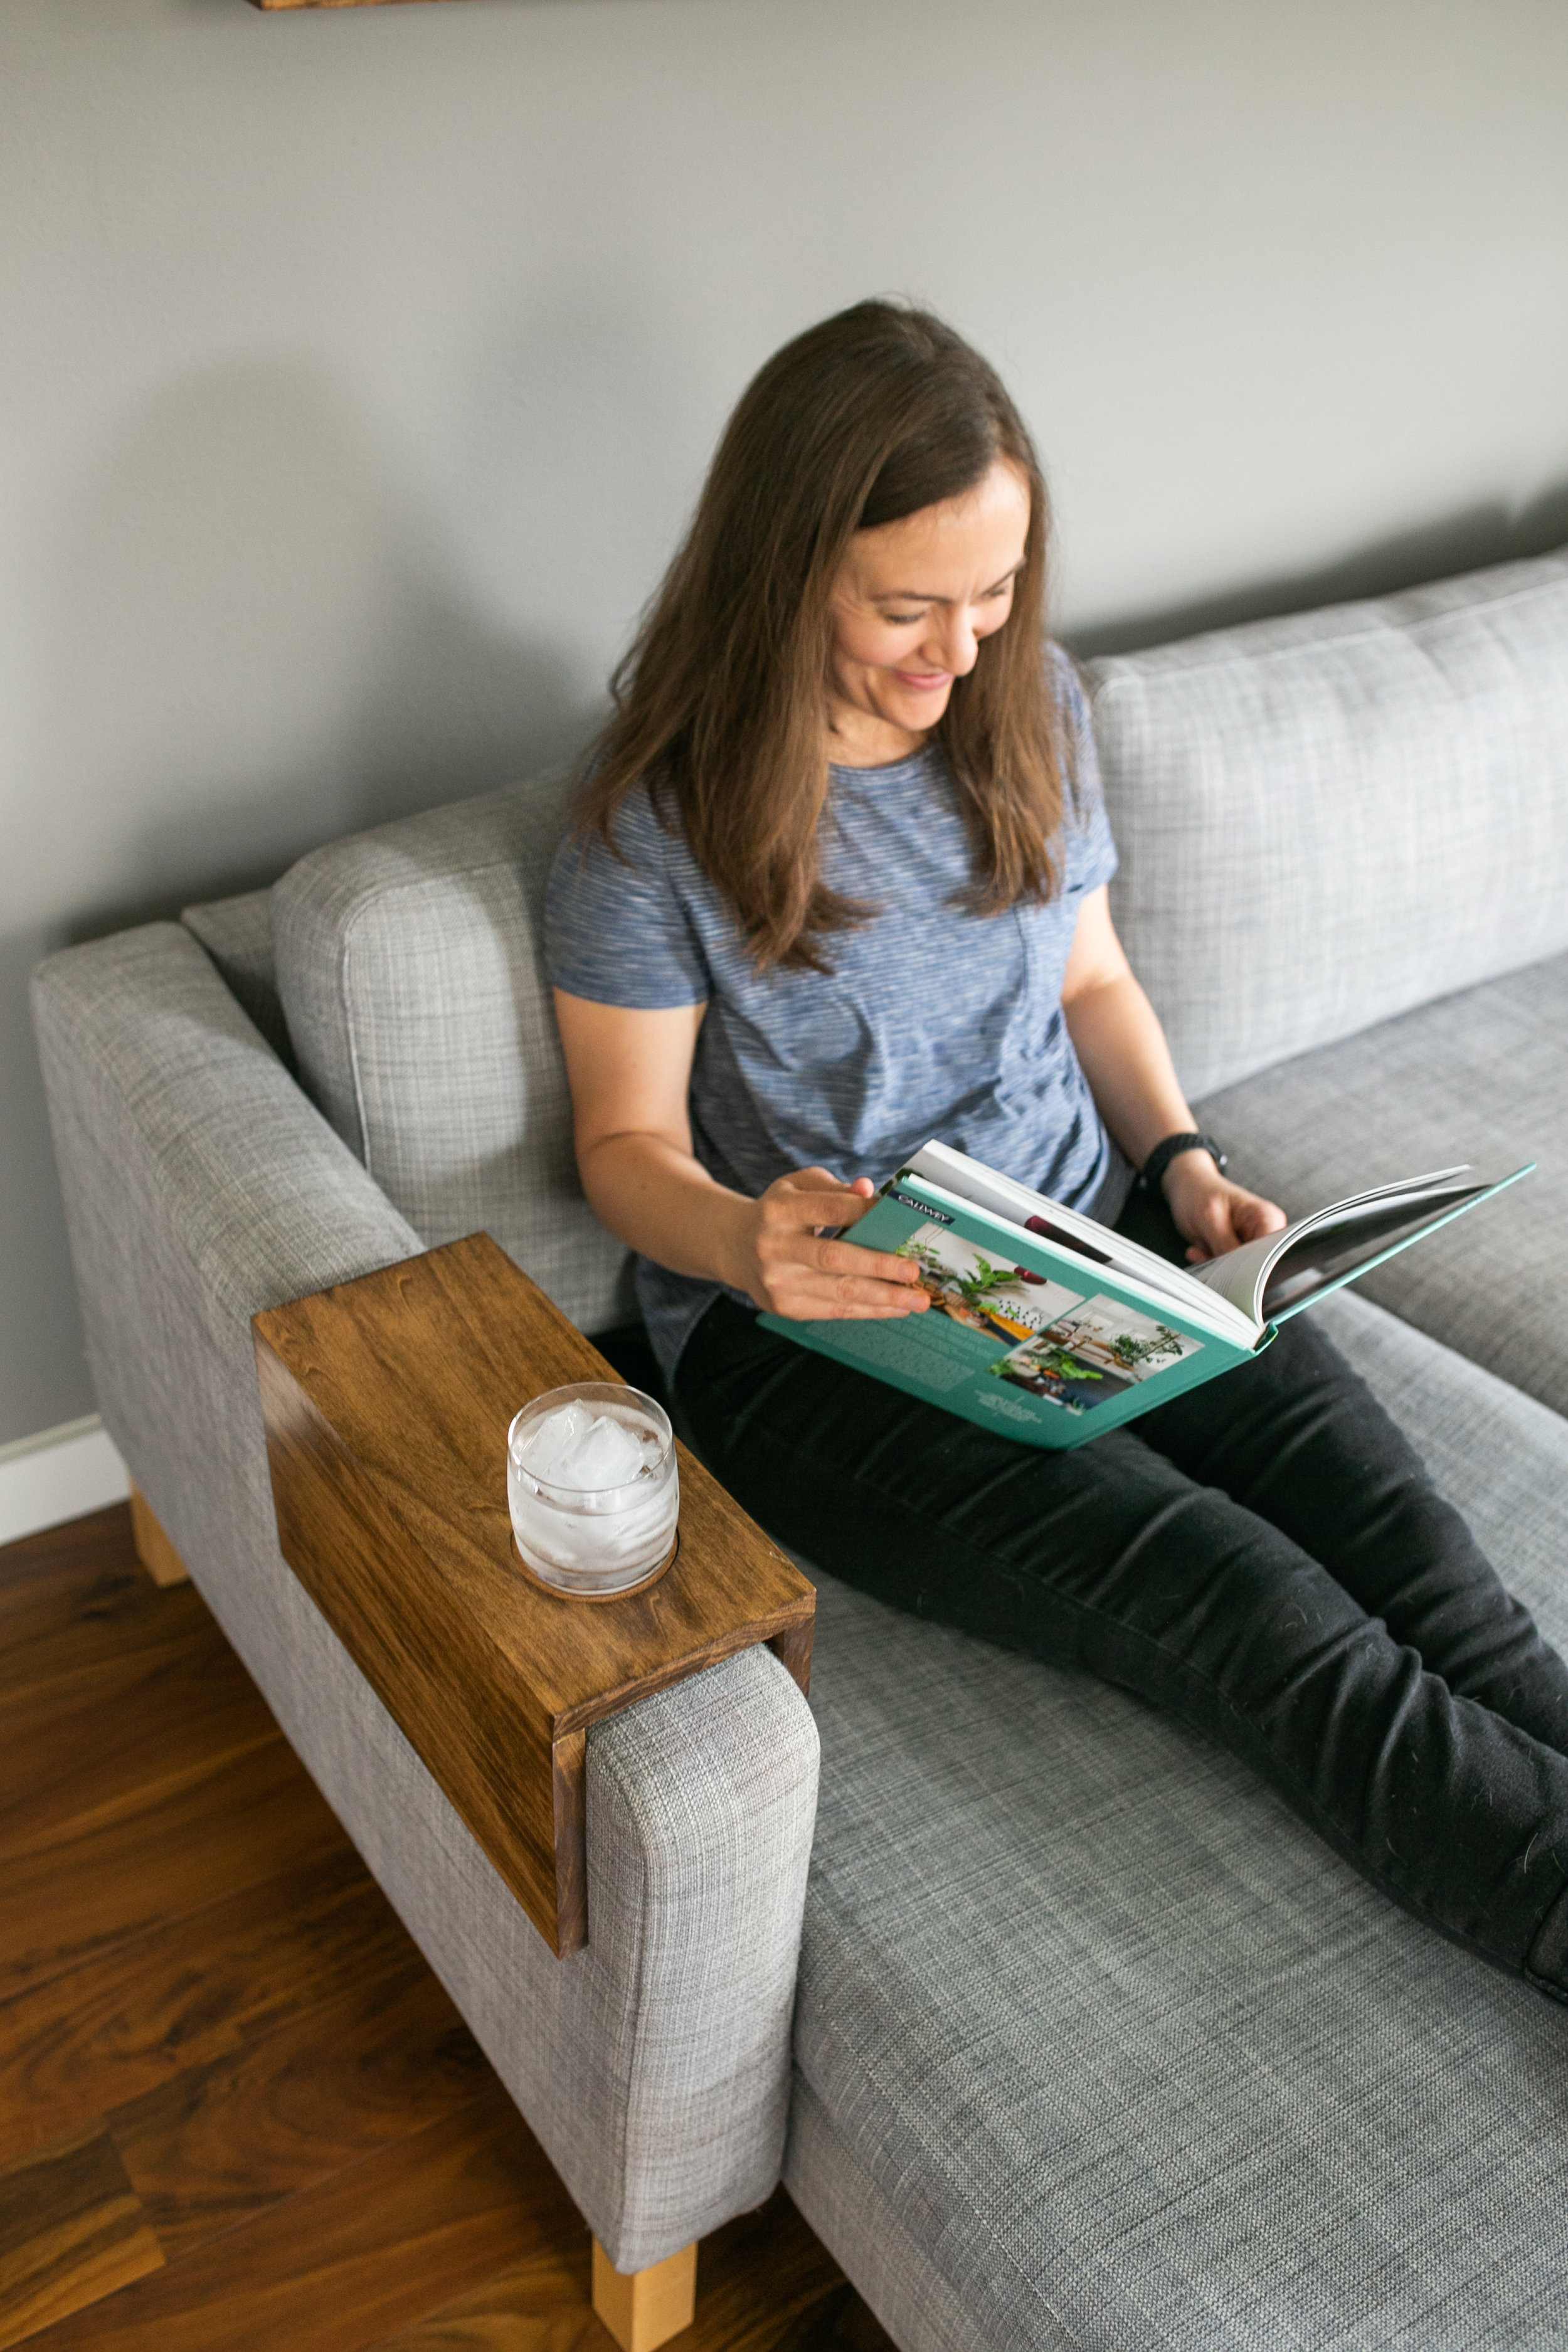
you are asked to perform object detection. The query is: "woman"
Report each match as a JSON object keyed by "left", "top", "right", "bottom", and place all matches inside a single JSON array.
[{"left": 546, "top": 299, "right": 1568, "bottom": 2001}]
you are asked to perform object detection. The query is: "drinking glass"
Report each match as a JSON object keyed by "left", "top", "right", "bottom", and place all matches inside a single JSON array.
[{"left": 506, "top": 1380, "right": 679, "bottom": 1597}]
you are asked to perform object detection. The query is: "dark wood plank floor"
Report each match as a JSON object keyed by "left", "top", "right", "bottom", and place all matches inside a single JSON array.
[{"left": 0, "top": 1505, "right": 892, "bottom": 2352}]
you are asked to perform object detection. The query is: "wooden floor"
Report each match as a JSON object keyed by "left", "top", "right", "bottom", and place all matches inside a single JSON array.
[{"left": 0, "top": 1504, "right": 893, "bottom": 2352}]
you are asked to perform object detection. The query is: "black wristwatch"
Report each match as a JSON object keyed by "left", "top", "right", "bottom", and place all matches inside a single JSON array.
[{"left": 1140, "top": 1131, "right": 1228, "bottom": 1193}]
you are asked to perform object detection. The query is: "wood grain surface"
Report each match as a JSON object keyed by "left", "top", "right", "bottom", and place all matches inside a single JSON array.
[
  {"left": 0, "top": 1850, "right": 411, "bottom": 2161},
  {"left": 110, "top": 1968, "right": 487, "bottom": 2262},
  {"left": 250, "top": 3, "right": 475, "bottom": 13},
  {"left": 0, "top": 1509, "right": 189, "bottom": 1707},
  {"left": 29, "top": 2087, "right": 559, "bottom": 2352},
  {"left": 0, "top": 1503, "right": 893, "bottom": 2352},
  {"left": 0, "top": 2125, "right": 162, "bottom": 2349},
  {"left": 254, "top": 1233, "right": 815, "bottom": 1954}
]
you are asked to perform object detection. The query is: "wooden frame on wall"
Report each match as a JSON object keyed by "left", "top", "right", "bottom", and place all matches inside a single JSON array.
[{"left": 248, "top": 2, "right": 477, "bottom": 13}]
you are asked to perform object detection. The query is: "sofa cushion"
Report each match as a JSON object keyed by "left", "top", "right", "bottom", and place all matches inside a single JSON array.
[
  {"left": 791, "top": 1290, "right": 1568, "bottom": 2352},
  {"left": 1089, "top": 546, "right": 1568, "bottom": 1101},
  {"left": 181, "top": 887, "right": 295, "bottom": 1072},
  {"left": 270, "top": 772, "right": 635, "bottom": 1336},
  {"left": 1195, "top": 946, "right": 1568, "bottom": 1420}
]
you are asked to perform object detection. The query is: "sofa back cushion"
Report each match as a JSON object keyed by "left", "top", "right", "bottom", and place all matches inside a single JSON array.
[
  {"left": 271, "top": 771, "right": 636, "bottom": 1336},
  {"left": 182, "top": 887, "right": 297, "bottom": 1073},
  {"left": 1088, "top": 547, "right": 1568, "bottom": 1100}
]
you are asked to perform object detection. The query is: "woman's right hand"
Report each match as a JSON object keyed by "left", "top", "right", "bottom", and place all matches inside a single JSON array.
[
  {"left": 731, "top": 1168, "right": 930, "bottom": 1321},
  {"left": 553, "top": 996, "right": 926, "bottom": 1319}
]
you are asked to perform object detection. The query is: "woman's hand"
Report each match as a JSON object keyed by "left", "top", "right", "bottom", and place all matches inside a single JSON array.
[
  {"left": 729, "top": 1169, "right": 930, "bottom": 1320},
  {"left": 1162, "top": 1152, "right": 1287, "bottom": 1263},
  {"left": 554, "top": 998, "right": 927, "bottom": 1315},
  {"left": 1059, "top": 894, "right": 1288, "bottom": 1264}
]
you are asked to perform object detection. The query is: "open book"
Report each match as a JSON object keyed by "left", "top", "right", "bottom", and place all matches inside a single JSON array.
[{"left": 758, "top": 1140, "right": 1531, "bottom": 1451}]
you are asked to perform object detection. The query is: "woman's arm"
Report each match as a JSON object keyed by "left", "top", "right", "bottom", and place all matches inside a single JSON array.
[
  {"left": 553, "top": 991, "right": 927, "bottom": 1320},
  {"left": 1060, "top": 888, "right": 1286, "bottom": 1261}
]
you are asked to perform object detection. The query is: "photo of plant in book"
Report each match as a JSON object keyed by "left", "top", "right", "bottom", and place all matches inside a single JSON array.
[
  {"left": 990, "top": 1295, "right": 1204, "bottom": 1415},
  {"left": 893, "top": 1226, "right": 1084, "bottom": 1345}
]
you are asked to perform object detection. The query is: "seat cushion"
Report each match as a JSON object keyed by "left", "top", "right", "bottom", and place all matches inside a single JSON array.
[
  {"left": 270, "top": 771, "right": 635, "bottom": 1335},
  {"left": 790, "top": 1290, "right": 1568, "bottom": 2352},
  {"left": 1195, "top": 946, "right": 1568, "bottom": 1420},
  {"left": 1089, "top": 546, "right": 1568, "bottom": 1101}
]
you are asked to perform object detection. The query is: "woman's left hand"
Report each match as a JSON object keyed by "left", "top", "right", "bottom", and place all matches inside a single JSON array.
[{"left": 1163, "top": 1152, "right": 1288, "bottom": 1263}]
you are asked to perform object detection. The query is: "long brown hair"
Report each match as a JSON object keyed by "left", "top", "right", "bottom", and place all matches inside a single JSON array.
[{"left": 576, "top": 299, "right": 1067, "bottom": 972}]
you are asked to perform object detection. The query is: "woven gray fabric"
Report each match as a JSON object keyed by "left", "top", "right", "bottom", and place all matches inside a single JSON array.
[
  {"left": 785, "top": 2073, "right": 988, "bottom": 2352},
  {"left": 29, "top": 924, "right": 818, "bottom": 2270},
  {"left": 1090, "top": 547, "right": 1568, "bottom": 1101},
  {"left": 181, "top": 887, "right": 294, "bottom": 1071},
  {"left": 790, "top": 1288, "right": 1568, "bottom": 2352},
  {"left": 1194, "top": 946, "right": 1568, "bottom": 1419},
  {"left": 271, "top": 773, "right": 636, "bottom": 1336}
]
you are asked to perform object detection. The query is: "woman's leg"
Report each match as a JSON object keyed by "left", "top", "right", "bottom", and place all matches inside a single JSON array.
[
  {"left": 1116, "top": 1184, "right": 1568, "bottom": 1755},
  {"left": 1137, "top": 1313, "right": 1568, "bottom": 1757},
  {"left": 675, "top": 1298, "right": 1568, "bottom": 2000}
]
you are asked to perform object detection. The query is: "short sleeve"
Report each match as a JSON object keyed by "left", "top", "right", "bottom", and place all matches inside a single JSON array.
[
  {"left": 544, "top": 785, "right": 710, "bottom": 1008},
  {"left": 1050, "top": 642, "right": 1118, "bottom": 897}
]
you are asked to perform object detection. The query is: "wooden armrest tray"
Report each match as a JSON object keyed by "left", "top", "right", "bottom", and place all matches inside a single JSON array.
[{"left": 254, "top": 1233, "right": 814, "bottom": 1956}]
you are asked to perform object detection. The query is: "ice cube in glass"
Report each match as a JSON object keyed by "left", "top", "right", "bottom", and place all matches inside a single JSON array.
[{"left": 506, "top": 1381, "right": 679, "bottom": 1596}]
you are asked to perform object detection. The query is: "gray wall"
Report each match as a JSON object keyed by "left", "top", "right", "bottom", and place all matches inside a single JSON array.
[{"left": 4, "top": 0, "right": 1567, "bottom": 1447}]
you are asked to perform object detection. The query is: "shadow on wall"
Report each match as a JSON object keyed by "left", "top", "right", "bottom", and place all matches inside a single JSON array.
[
  {"left": 1, "top": 928, "right": 90, "bottom": 1440},
  {"left": 36, "top": 348, "right": 1568, "bottom": 935},
  {"left": 3, "top": 354, "right": 603, "bottom": 1441},
  {"left": 1065, "top": 479, "right": 1568, "bottom": 659},
  {"left": 40, "top": 356, "right": 601, "bottom": 945}
]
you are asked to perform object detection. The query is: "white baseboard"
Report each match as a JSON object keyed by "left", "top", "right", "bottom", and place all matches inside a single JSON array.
[{"left": 0, "top": 1415, "right": 130, "bottom": 1548}]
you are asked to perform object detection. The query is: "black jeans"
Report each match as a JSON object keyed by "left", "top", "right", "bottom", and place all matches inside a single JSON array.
[{"left": 674, "top": 1189, "right": 1568, "bottom": 2001}]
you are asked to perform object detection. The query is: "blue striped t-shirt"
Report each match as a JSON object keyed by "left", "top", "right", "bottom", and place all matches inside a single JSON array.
[{"left": 545, "top": 655, "right": 1127, "bottom": 1374}]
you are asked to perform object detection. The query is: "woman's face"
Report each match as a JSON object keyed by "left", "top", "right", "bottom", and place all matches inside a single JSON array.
[{"left": 826, "top": 458, "right": 1030, "bottom": 760}]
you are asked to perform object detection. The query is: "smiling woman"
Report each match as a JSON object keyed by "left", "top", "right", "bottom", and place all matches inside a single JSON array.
[
  {"left": 538, "top": 295, "right": 1568, "bottom": 2009},
  {"left": 575, "top": 303, "right": 1067, "bottom": 973},
  {"left": 826, "top": 462, "right": 1030, "bottom": 765}
]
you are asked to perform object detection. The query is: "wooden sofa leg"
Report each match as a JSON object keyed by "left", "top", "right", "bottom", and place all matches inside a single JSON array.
[
  {"left": 591, "top": 2237, "right": 697, "bottom": 2352},
  {"left": 128, "top": 1482, "right": 190, "bottom": 1588}
]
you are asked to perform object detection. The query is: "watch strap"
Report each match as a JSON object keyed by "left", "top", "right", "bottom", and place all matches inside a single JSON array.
[{"left": 1140, "top": 1131, "right": 1228, "bottom": 1192}]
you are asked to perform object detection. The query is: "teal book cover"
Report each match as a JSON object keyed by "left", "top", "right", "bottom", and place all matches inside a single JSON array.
[{"left": 758, "top": 1174, "right": 1266, "bottom": 1452}]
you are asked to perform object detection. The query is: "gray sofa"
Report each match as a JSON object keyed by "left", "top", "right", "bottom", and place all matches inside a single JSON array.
[{"left": 31, "top": 545, "right": 1568, "bottom": 2349}]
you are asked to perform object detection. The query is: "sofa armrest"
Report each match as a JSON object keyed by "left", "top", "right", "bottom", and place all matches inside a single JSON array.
[{"left": 29, "top": 924, "right": 820, "bottom": 2269}]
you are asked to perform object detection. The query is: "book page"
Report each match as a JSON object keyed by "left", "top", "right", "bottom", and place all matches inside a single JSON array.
[
  {"left": 1257, "top": 1184, "right": 1490, "bottom": 1315},
  {"left": 800, "top": 1188, "right": 1238, "bottom": 1445},
  {"left": 901, "top": 1142, "right": 1244, "bottom": 1329},
  {"left": 899, "top": 1145, "right": 1532, "bottom": 1348},
  {"left": 1189, "top": 1173, "right": 1499, "bottom": 1322}
]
